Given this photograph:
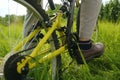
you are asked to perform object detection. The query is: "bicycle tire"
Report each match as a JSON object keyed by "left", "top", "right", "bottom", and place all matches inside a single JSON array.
[
  {"left": 3, "top": 0, "right": 61, "bottom": 80},
  {"left": 76, "top": 4, "right": 81, "bottom": 36},
  {"left": 15, "top": 0, "right": 49, "bottom": 22},
  {"left": 66, "top": 0, "right": 76, "bottom": 58},
  {"left": 48, "top": 0, "right": 56, "bottom": 10}
]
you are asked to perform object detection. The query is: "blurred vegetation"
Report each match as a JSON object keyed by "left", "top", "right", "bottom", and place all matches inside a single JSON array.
[
  {"left": 99, "top": 0, "right": 120, "bottom": 23},
  {"left": 0, "top": 15, "right": 24, "bottom": 26},
  {"left": 0, "top": 0, "right": 119, "bottom": 26},
  {"left": 47, "top": 0, "right": 120, "bottom": 23}
]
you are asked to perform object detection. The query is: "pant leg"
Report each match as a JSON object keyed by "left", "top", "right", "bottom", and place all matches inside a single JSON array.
[{"left": 79, "top": 0, "right": 102, "bottom": 39}]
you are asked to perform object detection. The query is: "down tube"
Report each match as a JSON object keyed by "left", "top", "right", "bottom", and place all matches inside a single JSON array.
[
  {"left": 29, "top": 46, "right": 66, "bottom": 69},
  {"left": 17, "top": 13, "right": 62, "bottom": 74}
]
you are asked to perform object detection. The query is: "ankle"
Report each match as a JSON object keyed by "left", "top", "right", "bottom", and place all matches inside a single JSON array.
[{"left": 78, "top": 40, "right": 92, "bottom": 50}]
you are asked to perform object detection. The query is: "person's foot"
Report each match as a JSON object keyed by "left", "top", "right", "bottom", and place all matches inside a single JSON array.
[{"left": 75, "top": 41, "right": 104, "bottom": 64}]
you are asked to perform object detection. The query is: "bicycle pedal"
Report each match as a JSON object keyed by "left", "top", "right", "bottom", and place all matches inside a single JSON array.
[
  {"left": 72, "top": 47, "right": 84, "bottom": 64},
  {"left": 68, "top": 41, "right": 84, "bottom": 64}
]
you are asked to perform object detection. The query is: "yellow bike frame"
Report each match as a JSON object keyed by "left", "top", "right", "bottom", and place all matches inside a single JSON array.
[
  {"left": 4, "top": 1, "right": 87, "bottom": 80},
  {"left": 11, "top": 12, "right": 66, "bottom": 74},
  {"left": 9, "top": 0, "right": 81, "bottom": 74}
]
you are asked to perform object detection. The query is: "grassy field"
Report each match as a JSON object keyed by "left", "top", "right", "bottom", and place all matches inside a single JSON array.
[
  {"left": 0, "top": 23, "right": 23, "bottom": 57},
  {"left": 61, "top": 21, "right": 120, "bottom": 80},
  {"left": 0, "top": 21, "right": 120, "bottom": 80}
]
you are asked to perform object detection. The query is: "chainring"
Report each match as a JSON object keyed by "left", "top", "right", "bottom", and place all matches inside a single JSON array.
[{"left": 4, "top": 53, "right": 29, "bottom": 80}]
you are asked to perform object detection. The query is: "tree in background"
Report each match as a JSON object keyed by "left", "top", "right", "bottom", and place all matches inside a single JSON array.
[
  {"left": 99, "top": 0, "right": 120, "bottom": 23},
  {"left": 0, "top": 15, "right": 24, "bottom": 26},
  {"left": 1, "top": 0, "right": 120, "bottom": 26},
  {"left": 47, "top": 1, "right": 120, "bottom": 23}
]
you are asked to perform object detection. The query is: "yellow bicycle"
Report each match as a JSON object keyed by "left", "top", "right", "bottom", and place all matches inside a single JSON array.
[{"left": 3, "top": 0, "right": 84, "bottom": 80}]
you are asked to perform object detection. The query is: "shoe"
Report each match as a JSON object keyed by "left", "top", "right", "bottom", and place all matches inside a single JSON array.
[{"left": 75, "top": 42, "right": 104, "bottom": 64}]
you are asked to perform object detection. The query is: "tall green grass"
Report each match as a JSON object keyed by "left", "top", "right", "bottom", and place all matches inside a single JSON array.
[
  {"left": 61, "top": 21, "right": 120, "bottom": 80},
  {"left": 0, "top": 23, "right": 23, "bottom": 57},
  {"left": 0, "top": 21, "right": 120, "bottom": 80}
]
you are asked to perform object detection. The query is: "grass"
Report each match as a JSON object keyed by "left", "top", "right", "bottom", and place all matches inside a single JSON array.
[
  {"left": 0, "top": 23, "right": 23, "bottom": 57},
  {"left": 0, "top": 21, "right": 120, "bottom": 80},
  {"left": 60, "top": 21, "right": 120, "bottom": 80}
]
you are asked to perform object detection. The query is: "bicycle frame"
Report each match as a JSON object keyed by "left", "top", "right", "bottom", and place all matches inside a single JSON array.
[
  {"left": 2, "top": 0, "right": 86, "bottom": 80},
  {"left": 10, "top": 12, "right": 66, "bottom": 74},
  {"left": 3, "top": 1, "right": 81, "bottom": 78}
]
